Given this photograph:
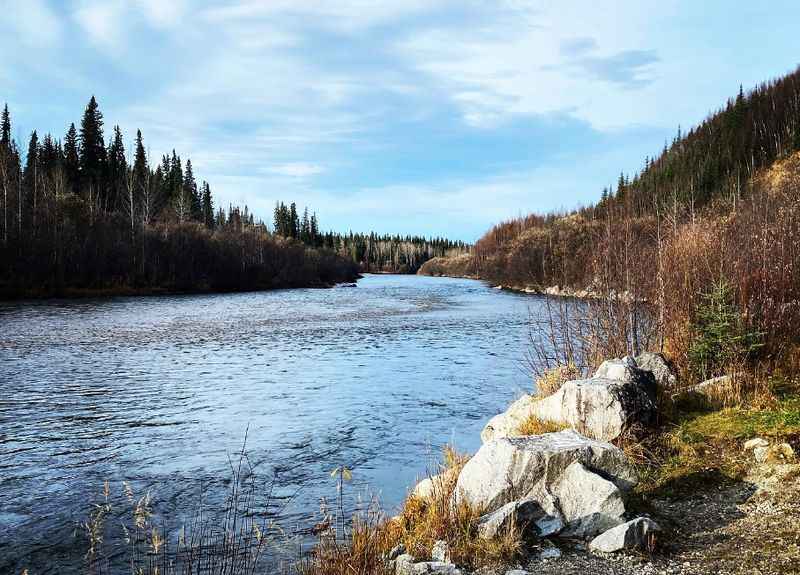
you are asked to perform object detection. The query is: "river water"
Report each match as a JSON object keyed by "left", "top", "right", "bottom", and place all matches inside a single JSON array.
[{"left": 0, "top": 274, "right": 537, "bottom": 573}]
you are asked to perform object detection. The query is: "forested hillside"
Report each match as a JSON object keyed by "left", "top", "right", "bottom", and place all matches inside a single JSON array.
[{"left": 429, "top": 65, "right": 800, "bottom": 377}]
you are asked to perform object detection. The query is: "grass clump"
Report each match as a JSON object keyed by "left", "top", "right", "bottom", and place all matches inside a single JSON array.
[
  {"left": 515, "top": 414, "right": 568, "bottom": 436},
  {"left": 300, "top": 510, "right": 394, "bottom": 575},
  {"left": 384, "top": 446, "right": 522, "bottom": 569},
  {"left": 304, "top": 446, "right": 522, "bottom": 574},
  {"left": 534, "top": 362, "right": 582, "bottom": 397}
]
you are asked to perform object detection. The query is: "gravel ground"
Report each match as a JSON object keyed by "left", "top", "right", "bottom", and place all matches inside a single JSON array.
[{"left": 481, "top": 462, "right": 800, "bottom": 575}]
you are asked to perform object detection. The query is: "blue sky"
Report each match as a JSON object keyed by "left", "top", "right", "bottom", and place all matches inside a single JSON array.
[{"left": 1, "top": 1, "right": 799, "bottom": 241}]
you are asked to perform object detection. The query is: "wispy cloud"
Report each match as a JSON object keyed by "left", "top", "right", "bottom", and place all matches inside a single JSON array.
[
  {"left": 556, "top": 38, "right": 660, "bottom": 90},
  {"left": 1, "top": 0, "right": 62, "bottom": 48},
  {"left": 264, "top": 163, "right": 325, "bottom": 178},
  {"left": 73, "top": 1, "right": 126, "bottom": 49}
]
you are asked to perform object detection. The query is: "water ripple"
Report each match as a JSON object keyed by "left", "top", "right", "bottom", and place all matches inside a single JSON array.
[{"left": 0, "top": 274, "right": 537, "bottom": 573}]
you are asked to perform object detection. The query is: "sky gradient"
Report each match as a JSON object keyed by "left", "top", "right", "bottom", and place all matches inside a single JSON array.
[{"left": 2, "top": 1, "right": 799, "bottom": 241}]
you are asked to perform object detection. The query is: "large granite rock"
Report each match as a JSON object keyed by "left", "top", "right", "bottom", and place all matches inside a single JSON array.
[
  {"left": 672, "top": 375, "right": 730, "bottom": 410},
  {"left": 528, "top": 358, "right": 657, "bottom": 441},
  {"left": 635, "top": 352, "right": 678, "bottom": 390},
  {"left": 481, "top": 394, "right": 538, "bottom": 443},
  {"left": 588, "top": 517, "right": 661, "bottom": 553},
  {"left": 550, "top": 461, "right": 626, "bottom": 538},
  {"left": 482, "top": 358, "right": 658, "bottom": 443},
  {"left": 454, "top": 430, "right": 636, "bottom": 539}
]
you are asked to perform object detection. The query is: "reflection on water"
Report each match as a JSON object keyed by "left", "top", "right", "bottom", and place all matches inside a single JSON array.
[{"left": 0, "top": 274, "right": 537, "bottom": 573}]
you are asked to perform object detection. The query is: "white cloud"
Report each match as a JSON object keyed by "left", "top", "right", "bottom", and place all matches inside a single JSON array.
[
  {"left": 135, "top": 0, "right": 186, "bottom": 28},
  {"left": 201, "top": 0, "right": 448, "bottom": 33},
  {"left": 395, "top": 2, "right": 671, "bottom": 131},
  {"left": 264, "top": 163, "right": 325, "bottom": 178},
  {"left": 73, "top": 0, "right": 126, "bottom": 49},
  {"left": 2, "top": 0, "right": 62, "bottom": 47}
]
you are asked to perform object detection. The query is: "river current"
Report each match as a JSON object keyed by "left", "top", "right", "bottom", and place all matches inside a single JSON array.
[{"left": 0, "top": 274, "right": 539, "bottom": 573}]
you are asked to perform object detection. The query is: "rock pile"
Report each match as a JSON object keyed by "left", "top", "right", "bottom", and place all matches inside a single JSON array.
[{"left": 394, "top": 354, "right": 673, "bottom": 574}]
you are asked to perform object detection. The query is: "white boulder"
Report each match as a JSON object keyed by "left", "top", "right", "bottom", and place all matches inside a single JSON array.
[
  {"left": 550, "top": 461, "right": 626, "bottom": 538},
  {"left": 635, "top": 352, "right": 678, "bottom": 390},
  {"left": 476, "top": 499, "right": 563, "bottom": 540},
  {"left": 454, "top": 430, "right": 636, "bottom": 528},
  {"left": 410, "top": 562, "right": 462, "bottom": 575},
  {"left": 482, "top": 358, "right": 658, "bottom": 443},
  {"left": 588, "top": 517, "right": 661, "bottom": 553},
  {"left": 539, "top": 547, "right": 562, "bottom": 560},
  {"left": 481, "top": 394, "right": 538, "bottom": 443},
  {"left": 744, "top": 437, "right": 769, "bottom": 451},
  {"left": 529, "top": 358, "right": 657, "bottom": 441}
]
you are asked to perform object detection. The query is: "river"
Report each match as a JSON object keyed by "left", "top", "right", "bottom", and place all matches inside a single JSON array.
[{"left": 0, "top": 274, "right": 537, "bottom": 573}]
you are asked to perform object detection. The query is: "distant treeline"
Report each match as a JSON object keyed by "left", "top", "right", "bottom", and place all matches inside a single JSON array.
[
  {"left": 272, "top": 200, "right": 470, "bottom": 273},
  {"left": 0, "top": 97, "right": 361, "bottom": 298}
]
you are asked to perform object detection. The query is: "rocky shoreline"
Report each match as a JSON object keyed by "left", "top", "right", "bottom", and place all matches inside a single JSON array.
[{"left": 386, "top": 355, "right": 800, "bottom": 575}]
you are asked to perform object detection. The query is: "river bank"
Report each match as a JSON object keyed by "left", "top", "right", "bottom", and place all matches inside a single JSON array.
[
  {"left": 304, "top": 355, "right": 800, "bottom": 575},
  {"left": 0, "top": 275, "right": 361, "bottom": 301}
]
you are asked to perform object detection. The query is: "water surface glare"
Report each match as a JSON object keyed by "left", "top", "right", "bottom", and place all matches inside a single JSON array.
[{"left": 0, "top": 274, "right": 537, "bottom": 572}]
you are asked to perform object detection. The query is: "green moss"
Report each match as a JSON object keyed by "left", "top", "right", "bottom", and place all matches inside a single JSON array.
[
  {"left": 679, "top": 397, "right": 800, "bottom": 441},
  {"left": 637, "top": 395, "right": 800, "bottom": 498}
]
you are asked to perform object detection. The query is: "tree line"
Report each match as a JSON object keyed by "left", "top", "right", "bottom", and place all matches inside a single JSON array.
[
  {"left": 0, "top": 97, "right": 359, "bottom": 297},
  {"left": 272, "top": 200, "right": 469, "bottom": 273}
]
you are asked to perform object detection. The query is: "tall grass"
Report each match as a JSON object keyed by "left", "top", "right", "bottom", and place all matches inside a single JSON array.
[
  {"left": 300, "top": 446, "right": 522, "bottom": 575},
  {"left": 82, "top": 434, "right": 291, "bottom": 575}
]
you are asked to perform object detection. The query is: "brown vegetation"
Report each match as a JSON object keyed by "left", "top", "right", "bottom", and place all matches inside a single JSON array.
[
  {"left": 417, "top": 253, "right": 477, "bottom": 278},
  {"left": 301, "top": 446, "right": 522, "bottom": 575},
  {"left": 515, "top": 413, "right": 568, "bottom": 436}
]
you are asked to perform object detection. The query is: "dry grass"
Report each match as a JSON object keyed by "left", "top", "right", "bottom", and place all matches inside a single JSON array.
[
  {"left": 384, "top": 446, "right": 522, "bottom": 569},
  {"left": 301, "top": 446, "right": 522, "bottom": 575},
  {"left": 534, "top": 363, "right": 582, "bottom": 397},
  {"left": 299, "top": 508, "right": 394, "bottom": 575},
  {"left": 80, "top": 434, "right": 286, "bottom": 575},
  {"left": 515, "top": 414, "right": 568, "bottom": 436}
]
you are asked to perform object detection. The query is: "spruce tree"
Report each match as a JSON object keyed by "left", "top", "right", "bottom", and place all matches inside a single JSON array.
[
  {"left": 1, "top": 104, "right": 10, "bottom": 149},
  {"left": 63, "top": 123, "right": 80, "bottom": 195},
  {"left": 79, "top": 96, "right": 107, "bottom": 201},
  {"left": 22, "top": 131, "right": 39, "bottom": 231},
  {"left": 289, "top": 202, "right": 299, "bottom": 238},
  {"left": 106, "top": 125, "right": 126, "bottom": 210},
  {"left": 201, "top": 182, "right": 214, "bottom": 229},
  {"left": 133, "top": 130, "right": 147, "bottom": 198},
  {"left": 310, "top": 212, "right": 319, "bottom": 246},
  {"left": 273, "top": 202, "right": 282, "bottom": 235},
  {"left": 300, "top": 206, "right": 310, "bottom": 244},
  {"left": 169, "top": 150, "right": 182, "bottom": 205},
  {"left": 183, "top": 159, "right": 200, "bottom": 220}
]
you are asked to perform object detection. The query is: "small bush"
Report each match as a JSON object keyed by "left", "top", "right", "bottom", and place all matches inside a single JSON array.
[{"left": 688, "top": 280, "right": 764, "bottom": 381}]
